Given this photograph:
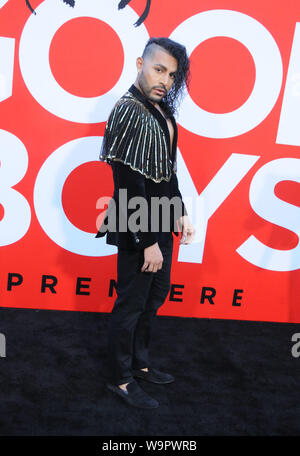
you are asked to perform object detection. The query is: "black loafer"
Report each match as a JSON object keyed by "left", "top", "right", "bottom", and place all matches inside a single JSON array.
[
  {"left": 132, "top": 367, "right": 175, "bottom": 384},
  {"left": 105, "top": 379, "right": 159, "bottom": 409}
]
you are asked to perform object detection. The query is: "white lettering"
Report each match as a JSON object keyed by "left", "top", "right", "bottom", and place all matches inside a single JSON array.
[
  {"left": 0, "top": 129, "right": 31, "bottom": 246},
  {"left": 177, "top": 150, "right": 260, "bottom": 263},
  {"left": 170, "top": 9, "right": 283, "bottom": 138},
  {"left": 0, "top": 37, "right": 14, "bottom": 102},
  {"left": 34, "top": 136, "right": 116, "bottom": 256},
  {"left": 237, "top": 158, "right": 300, "bottom": 271},
  {"left": 19, "top": 0, "right": 149, "bottom": 123},
  {"left": 277, "top": 23, "right": 300, "bottom": 146}
]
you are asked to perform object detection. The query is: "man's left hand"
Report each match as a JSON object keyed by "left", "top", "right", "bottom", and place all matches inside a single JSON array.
[{"left": 178, "top": 215, "right": 195, "bottom": 244}]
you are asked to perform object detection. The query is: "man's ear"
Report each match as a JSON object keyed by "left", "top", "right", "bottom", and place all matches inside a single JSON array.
[{"left": 136, "top": 56, "right": 143, "bottom": 72}]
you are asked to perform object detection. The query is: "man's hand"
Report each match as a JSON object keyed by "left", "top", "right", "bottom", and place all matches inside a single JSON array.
[
  {"left": 178, "top": 215, "right": 196, "bottom": 244},
  {"left": 141, "top": 242, "right": 163, "bottom": 273}
]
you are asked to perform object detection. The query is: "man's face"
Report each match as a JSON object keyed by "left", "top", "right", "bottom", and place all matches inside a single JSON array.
[{"left": 136, "top": 45, "right": 178, "bottom": 104}]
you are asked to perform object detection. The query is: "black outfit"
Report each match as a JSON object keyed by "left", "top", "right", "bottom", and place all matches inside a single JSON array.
[
  {"left": 96, "top": 85, "right": 187, "bottom": 385},
  {"left": 107, "top": 233, "right": 174, "bottom": 385}
]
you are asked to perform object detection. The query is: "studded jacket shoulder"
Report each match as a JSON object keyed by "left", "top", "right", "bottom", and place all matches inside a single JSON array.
[{"left": 99, "top": 90, "right": 176, "bottom": 183}]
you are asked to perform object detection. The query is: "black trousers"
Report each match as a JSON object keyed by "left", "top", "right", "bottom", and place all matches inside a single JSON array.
[{"left": 107, "top": 232, "right": 174, "bottom": 385}]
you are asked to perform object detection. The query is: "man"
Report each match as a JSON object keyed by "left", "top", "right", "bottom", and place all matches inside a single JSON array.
[{"left": 96, "top": 37, "right": 195, "bottom": 409}]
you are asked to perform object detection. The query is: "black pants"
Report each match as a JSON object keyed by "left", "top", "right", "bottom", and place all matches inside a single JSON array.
[{"left": 107, "top": 232, "right": 174, "bottom": 385}]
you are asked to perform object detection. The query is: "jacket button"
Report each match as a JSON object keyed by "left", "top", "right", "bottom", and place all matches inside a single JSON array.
[{"left": 136, "top": 238, "right": 140, "bottom": 243}]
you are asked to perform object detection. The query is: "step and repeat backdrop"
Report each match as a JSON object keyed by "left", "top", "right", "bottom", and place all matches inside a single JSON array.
[{"left": 0, "top": 0, "right": 299, "bottom": 322}]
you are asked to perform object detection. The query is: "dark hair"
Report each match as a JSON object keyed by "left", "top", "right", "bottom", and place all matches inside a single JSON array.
[{"left": 142, "top": 37, "right": 190, "bottom": 117}]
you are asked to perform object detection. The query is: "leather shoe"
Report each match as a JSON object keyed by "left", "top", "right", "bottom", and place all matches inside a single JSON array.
[
  {"left": 132, "top": 367, "right": 175, "bottom": 384},
  {"left": 105, "top": 379, "right": 159, "bottom": 409}
]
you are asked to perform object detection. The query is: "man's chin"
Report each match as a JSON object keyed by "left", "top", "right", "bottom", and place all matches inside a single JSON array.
[{"left": 148, "top": 94, "right": 163, "bottom": 103}]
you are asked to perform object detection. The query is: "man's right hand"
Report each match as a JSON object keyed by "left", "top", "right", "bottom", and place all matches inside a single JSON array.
[{"left": 141, "top": 242, "right": 163, "bottom": 273}]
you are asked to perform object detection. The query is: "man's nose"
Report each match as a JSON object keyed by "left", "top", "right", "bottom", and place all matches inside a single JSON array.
[{"left": 159, "top": 73, "right": 169, "bottom": 87}]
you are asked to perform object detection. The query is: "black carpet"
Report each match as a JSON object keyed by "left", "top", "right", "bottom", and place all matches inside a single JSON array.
[{"left": 0, "top": 306, "right": 299, "bottom": 436}]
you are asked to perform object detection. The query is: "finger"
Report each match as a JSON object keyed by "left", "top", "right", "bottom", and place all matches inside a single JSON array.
[
  {"left": 147, "top": 264, "right": 154, "bottom": 273},
  {"left": 141, "top": 262, "right": 149, "bottom": 272},
  {"left": 186, "top": 233, "right": 194, "bottom": 243}
]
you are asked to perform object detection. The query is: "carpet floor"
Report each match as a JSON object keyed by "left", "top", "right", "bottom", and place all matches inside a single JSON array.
[{"left": 0, "top": 306, "right": 299, "bottom": 436}]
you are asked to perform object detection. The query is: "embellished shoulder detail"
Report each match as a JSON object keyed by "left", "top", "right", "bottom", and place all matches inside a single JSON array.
[{"left": 99, "top": 91, "right": 174, "bottom": 183}]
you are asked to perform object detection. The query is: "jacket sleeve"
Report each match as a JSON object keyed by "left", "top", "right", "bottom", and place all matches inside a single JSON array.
[{"left": 114, "top": 161, "right": 159, "bottom": 251}]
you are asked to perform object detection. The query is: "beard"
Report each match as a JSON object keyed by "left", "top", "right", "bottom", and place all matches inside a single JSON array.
[{"left": 137, "top": 71, "right": 166, "bottom": 103}]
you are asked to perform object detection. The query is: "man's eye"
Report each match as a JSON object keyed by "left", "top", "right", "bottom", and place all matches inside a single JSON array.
[{"left": 156, "top": 68, "right": 161, "bottom": 72}]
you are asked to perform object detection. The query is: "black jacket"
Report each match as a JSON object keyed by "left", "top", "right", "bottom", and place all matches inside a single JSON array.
[{"left": 95, "top": 84, "right": 187, "bottom": 250}]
